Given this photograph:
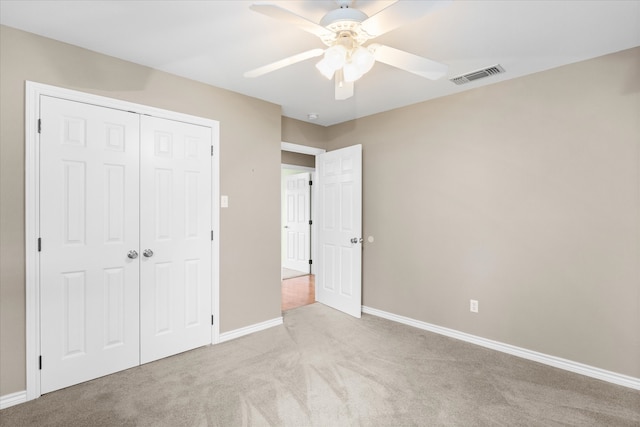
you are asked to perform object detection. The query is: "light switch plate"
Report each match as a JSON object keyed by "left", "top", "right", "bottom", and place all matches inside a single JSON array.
[
  {"left": 221, "top": 195, "right": 229, "bottom": 208},
  {"left": 470, "top": 299, "right": 478, "bottom": 313}
]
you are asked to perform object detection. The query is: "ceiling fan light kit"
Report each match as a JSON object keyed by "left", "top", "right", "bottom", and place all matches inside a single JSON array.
[
  {"left": 346, "top": 45, "right": 376, "bottom": 81},
  {"left": 315, "top": 44, "right": 348, "bottom": 79},
  {"left": 315, "top": 36, "right": 376, "bottom": 82},
  {"left": 246, "top": 1, "right": 451, "bottom": 100}
]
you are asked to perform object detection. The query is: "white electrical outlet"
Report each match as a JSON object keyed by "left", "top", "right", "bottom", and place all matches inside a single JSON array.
[{"left": 470, "top": 299, "right": 479, "bottom": 313}]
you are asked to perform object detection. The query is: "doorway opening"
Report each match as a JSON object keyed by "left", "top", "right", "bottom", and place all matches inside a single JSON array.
[
  {"left": 280, "top": 142, "right": 363, "bottom": 316},
  {"left": 281, "top": 142, "right": 324, "bottom": 311}
]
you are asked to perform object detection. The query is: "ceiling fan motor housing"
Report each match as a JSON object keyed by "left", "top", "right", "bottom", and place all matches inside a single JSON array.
[{"left": 320, "top": 7, "right": 371, "bottom": 45}]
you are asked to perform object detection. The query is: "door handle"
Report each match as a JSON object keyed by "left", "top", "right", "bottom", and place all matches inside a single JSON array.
[
  {"left": 143, "top": 249, "right": 154, "bottom": 258},
  {"left": 350, "top": 238, "right": 363, "bottom": 244},
  {"left": 284, "top": 226, "right": 289, "bottom": 228},
  {"left": 127, "top": 250, "right": 138, "bottom": 259}
]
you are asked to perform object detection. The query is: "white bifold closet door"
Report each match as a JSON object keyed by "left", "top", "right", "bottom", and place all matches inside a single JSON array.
[
  {"left": 39, "top": 96, "right": 213, "bottom": 393},
  {"left": 39, "top": 96, "right": 141, "bottom": 393},
  {"left": 139, "top": 116, "right": 212, "bottom": 364}
]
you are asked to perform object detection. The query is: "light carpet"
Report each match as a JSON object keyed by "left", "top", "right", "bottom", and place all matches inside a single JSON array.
[{"left": 1, "top": 303, "right": 638, "bottom": 426}]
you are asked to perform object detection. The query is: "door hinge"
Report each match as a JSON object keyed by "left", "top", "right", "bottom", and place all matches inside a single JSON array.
[
  {"left": 211, "top": 146, "right": 214, "bottom": 156},
  {"left": 211, "top": 230, "right": 214, "bottom": 241},
  {"left": 309, "top": 259, "right": 312, "bottom": 265},
  {"left": 37, "top": 119, "right": 41, "bottom": 134},
  {"left": 37, "top": 238, "right": 41, "bottom": 252},
  {"left": 39, "top": 355, "right": 42, "bottom": 370},
  {"left": 211, "top": 315, "right": 214, "bottom": 325},
  {"left": 309, "top": 180, "right": 313, "bottom": 186},
  {"left": 308, "top": 220, "right": 312, "bottom": 225}
]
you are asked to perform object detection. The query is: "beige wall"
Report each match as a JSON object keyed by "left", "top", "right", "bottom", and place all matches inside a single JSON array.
[
  {"left": 0, "top": 26, "right": 283, "bottom": 395},
  {"left": 1, "top": 23, "right": 638, "bottom": 398},
  {"left": 281, "top": 116, "right": 325, "bottom": 167},
  {"left": 282, "top": 117, "right": 327, "bottom": 150},
  {"left": 281, "top": 151, "right": 315, "bottom": 168},
  {"left": 326, "top": 47, "right": 640, "bottom": 378}
]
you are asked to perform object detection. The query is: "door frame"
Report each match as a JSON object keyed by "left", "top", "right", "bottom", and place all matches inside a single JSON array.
[{"left": 24, "top": 81, "right": 220, "bottom": 401}]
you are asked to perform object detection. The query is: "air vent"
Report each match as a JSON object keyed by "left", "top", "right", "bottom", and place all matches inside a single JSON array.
[{"left": 450, "top": 64, "right": 505, "bottom": 85}]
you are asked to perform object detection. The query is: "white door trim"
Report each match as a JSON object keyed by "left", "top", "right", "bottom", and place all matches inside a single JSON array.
[
  {"left": 281, "top": 141, "right": 325, "bottom": 156},
  {"left": 24, "top": 81, "right": 220, "bottom": 401}
]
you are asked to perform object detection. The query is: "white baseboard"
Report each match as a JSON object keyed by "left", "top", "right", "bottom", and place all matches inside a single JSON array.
[
  {"left": 218, "top": 316, "right": 283, "bottom": 344},
  {"left": 0, "top": 390, "right": 27, "bottom": 409},
  {"left": 362, "top": 306, "right": 640, "bottom": 391}
]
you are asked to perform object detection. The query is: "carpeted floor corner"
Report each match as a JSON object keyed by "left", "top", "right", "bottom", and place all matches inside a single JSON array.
[{"left": 1, "top": 303, "right": 638, "bottom": 426}]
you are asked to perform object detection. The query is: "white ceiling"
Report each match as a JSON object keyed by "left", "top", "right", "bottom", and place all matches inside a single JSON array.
[{"left": 1, "top": 0, "right": 639, "bottom": 126}]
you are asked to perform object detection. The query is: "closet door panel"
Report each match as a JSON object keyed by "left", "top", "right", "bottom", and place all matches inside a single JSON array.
[
  {"left": 39, "top": 96, "right": 140, "bottom": 393},
  {"left": 139, "top": 115, "right": 212, "bottom": 364}
]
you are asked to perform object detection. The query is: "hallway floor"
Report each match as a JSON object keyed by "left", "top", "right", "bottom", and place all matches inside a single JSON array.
[{"left": 282, "top": 274, "right": 315, "bottom": 311}]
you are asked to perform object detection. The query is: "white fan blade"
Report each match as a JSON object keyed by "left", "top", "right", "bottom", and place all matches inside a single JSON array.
[
  {"left": 361, "top": 0, "right": 452, "bottom": 38},
  {"left": 370, "top": 44, "right": 448, "bottom": 80},
  {"left": 244, "top": 48, "right": 325, "bottom": 78},
  {"left": 250, "top": 4, "right": 335, "bottom": 38},
  {"left": 335, "top": 70, "right": 354, "bottom": 100}
]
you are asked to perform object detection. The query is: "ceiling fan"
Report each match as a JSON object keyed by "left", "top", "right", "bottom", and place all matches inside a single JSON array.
[{"left": 244, "top": 0, "right": 450, "bottom": 100}]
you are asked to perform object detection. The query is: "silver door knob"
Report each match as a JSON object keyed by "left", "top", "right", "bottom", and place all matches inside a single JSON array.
[
  {"left": 143, "top": 249, "right": 154, "bottom": 258},
  {"left": 350, "top": 238, "right": 363, "bottom": 244},
  {"left": 127, "top": 250, "right": 138, "bottom": 259}
]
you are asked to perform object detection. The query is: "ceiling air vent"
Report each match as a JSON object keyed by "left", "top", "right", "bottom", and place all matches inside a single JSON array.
[{"left": 450, "top": 64, "right": 505, "bottom": 85}]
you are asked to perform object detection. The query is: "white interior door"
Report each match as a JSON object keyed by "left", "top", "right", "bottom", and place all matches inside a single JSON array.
[
  {"left": 315, "top": 145, "right": 363, "bottom": 318},
  {"left": 139, "top": 115, "right": 213, "bottom": 364},
  {"left": 39, "top": 96, "right": 141, "bottom": 393},
  {"left": 283, "top": 172, "right": 311, "bottom": 273}
]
